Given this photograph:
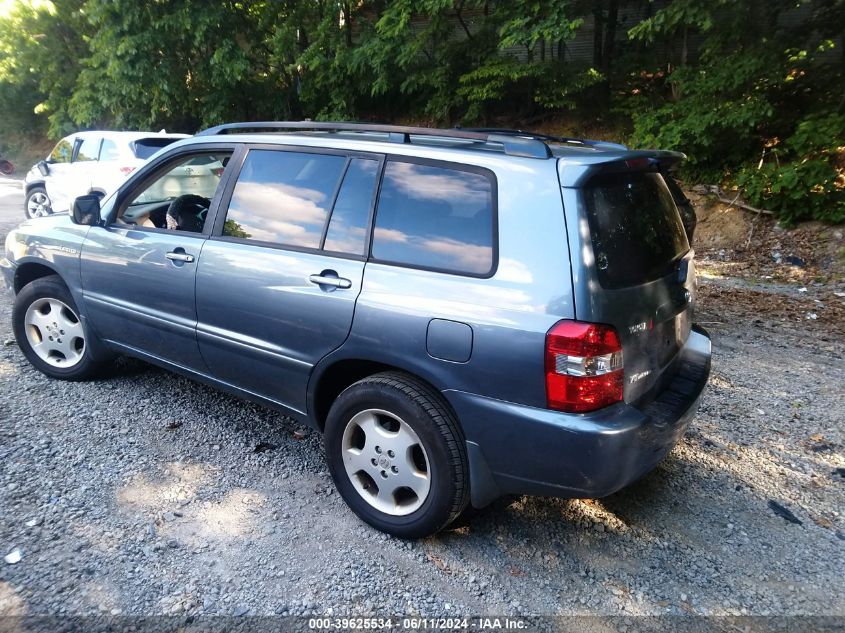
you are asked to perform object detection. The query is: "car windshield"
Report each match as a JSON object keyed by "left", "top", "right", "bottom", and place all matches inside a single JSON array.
[{"left": 126, "top": 154, "right": 227, "bottom": 207}]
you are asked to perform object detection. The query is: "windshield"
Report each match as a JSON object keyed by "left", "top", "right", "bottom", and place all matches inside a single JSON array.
[{"left": 126, "top": 154, "right": 228, "bottom": 208}]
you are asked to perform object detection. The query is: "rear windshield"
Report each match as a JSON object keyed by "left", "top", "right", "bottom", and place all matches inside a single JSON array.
[
  {"left": 584, "top": 172, "right": 689, "bottom": 289},
  {"left": 131, "top": 138, "right": 181, "bottom": 160}
]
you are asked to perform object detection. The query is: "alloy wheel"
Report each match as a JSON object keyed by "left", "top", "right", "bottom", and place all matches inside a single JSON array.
[
  {"left": 27, "top": 192, "right": 51, "bottom": 218},
  {"left": 24, "top": 298, "right": 85, "bottom": 368},
  {"left": 341, "top": 408, "right": 431, "bottom": 516}
]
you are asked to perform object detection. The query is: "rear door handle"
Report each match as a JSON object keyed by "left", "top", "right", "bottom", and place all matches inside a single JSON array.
[
  {"left": 166, "top": 250, "right": 195, "bottom": 263},
  {"left": 309, "top": 273, "right": 352, "bottom": 289}
]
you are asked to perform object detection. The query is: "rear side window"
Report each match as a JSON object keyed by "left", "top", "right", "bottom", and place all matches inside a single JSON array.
[
  {"left": 585, "top": 172, "right": 689, "bottom": 289},
  {"left": 222, "top": 149, "right": 346, "bottom": 248},
  {"left": 371, "top": 161, "right": 495, "bottom": 276},
  {"left": 99, "top": 139, "right": 121, "bottom": 161},
  {"left": 323, "top": 158, "right": 379, "bottom": 255},
  {"left": 132, "top": 138, "right": 181, "bottom": 160},
  {"left": 75, "top": 137, "right": 100, "bottom": 162}
]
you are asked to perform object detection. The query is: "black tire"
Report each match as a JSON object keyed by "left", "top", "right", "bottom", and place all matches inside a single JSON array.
[
  {"left": 13, "top": 275, "right": 105, "bottom": 380},
  {"left": 24, "top": 186, "right": 52, "bottom": 220},
  {"left": 325, "top": 371, "right": 469, "bottom": 538}
]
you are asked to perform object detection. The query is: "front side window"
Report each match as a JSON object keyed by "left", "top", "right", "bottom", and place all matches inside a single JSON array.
[
  {"left": 371, "top": 160, "right": 495, "bottom": 276},
  {"left": 49, "top": 139, "right": 73, "bottom": 164},
  {"left": 75, "top": 137, "right": 100, "bottom": 162},
  {"left": 117, "top": 152, "right": 231, "bottom": 232},
  {"left": 222, "top": 149, "right": 346, "bottom": 248}
]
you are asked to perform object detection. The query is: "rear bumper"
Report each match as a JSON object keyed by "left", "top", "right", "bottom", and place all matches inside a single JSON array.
[{"left": 445, "top": 326, "right": 711, "bottom": 507}]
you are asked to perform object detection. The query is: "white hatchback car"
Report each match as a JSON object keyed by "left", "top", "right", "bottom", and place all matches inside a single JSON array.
[{"left": 23, "top": 130, "right": 189, "bottom": 219}]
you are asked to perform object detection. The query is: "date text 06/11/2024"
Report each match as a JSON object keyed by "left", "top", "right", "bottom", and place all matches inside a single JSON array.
[{"left": 308, "top": 617, "right": 529, "bottom": 630}]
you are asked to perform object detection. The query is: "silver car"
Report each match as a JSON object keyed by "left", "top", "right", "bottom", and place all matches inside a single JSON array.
[{"left": 2, "top": 122, "right": 711, "bottom": 538}]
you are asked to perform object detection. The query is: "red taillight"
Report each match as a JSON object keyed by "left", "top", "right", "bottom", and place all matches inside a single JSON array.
[
  {"left": 545, "top": 321, "right": 624, "bottom": 413},
  {"left": 624, "top": 157, "right": 652, "bottom": 170},
  {"left": 119, "top": 166, "right": 135, "bottom": 176},
  {"left": 212, "top": 167, "right": 225, "bottom": 177}
]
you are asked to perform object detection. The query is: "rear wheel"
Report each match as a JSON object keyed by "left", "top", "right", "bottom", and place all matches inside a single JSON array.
[
  {"left": 13, "top": 276, "right": 104, "bottom": 380},
  {"left": 25, "top": 186, "right": 52, "bottom": 219},
  {"left": 325, "top": 372, "right": 469, "bottom": 538}
]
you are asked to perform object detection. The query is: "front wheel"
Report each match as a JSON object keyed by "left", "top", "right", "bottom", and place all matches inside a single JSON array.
[
  {"left": 25, "top": 186, "right": 52, "bottom": 219},
  {"left": 13, "top": 276, "right": 105, "bottom": 380},
  {"left": 325, "top": 372, "right": 469, "bottom": 538}
]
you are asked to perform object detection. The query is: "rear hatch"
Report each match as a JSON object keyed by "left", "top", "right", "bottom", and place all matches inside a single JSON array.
[{"left": 560, "top": 155, "right": 695, "bottom": 404}]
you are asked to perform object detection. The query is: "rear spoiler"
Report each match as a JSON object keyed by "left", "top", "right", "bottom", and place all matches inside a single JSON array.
[
  {"left": 558, "top": 149, "right": 686, "bottom": 188},
  {"left": 129, "top": 137, "right": 184, "bottom": 158}
]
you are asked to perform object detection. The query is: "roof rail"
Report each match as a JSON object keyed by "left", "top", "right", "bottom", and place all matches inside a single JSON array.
[
  {"left": 460, "top": 127, "right": 629, "bottom": 151},
  {"left": 196, "top": 121, "right": 552, "bottom": 159}
]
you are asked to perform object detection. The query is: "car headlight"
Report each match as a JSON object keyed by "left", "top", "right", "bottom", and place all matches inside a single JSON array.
[{"left": 5, "top": 230, "right": 16, "bottom": 259}]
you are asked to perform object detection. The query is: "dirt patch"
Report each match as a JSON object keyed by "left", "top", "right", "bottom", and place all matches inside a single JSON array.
[
  {"left": 688, "top": 188, "right": 845, "bottom": 286},
  {"left": 692, "top": 193, "right": 755, "bottom": 248},
  {"left": 0, "top": 133, "right": 52, "bottom": 177},
  {"left": 697, "top": 283, "right": 845, "bottom": 338}
]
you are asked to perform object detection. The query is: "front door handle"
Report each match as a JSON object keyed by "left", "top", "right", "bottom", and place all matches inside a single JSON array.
[
  {"left": 166, "top": 250, "right": 195, "bottom": 263},
  {"left": 309, "top": 273, "right": 352, "bottom": 289}
]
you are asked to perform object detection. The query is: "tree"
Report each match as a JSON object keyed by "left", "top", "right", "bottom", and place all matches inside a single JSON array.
[
  {"left": 0, "top": 0, "right": 90, "bottom": 137},
  {"left": 69, "top": 0, "right": 301, "bottom": 131},
  {"left": 625, "top": 0, "right": 844, "bottom": 223}
]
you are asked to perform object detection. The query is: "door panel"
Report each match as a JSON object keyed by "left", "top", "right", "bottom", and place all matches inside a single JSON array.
[
  {"left": 80, "top": 227, "right": 208, "bottom": 370},
  {"left": 195, "top": 242, "right": 364, "bottom": 413},
  {"left": 46, "top": 162, "right": 85, "bottom": 213}
]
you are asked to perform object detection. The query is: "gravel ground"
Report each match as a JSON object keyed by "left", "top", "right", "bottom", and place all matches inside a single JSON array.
[{"left": 0, "top": 175, "right": 843, "bottom": 618}]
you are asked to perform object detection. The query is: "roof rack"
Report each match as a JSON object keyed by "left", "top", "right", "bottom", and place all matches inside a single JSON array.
[
  {"left": 196, "top": 121, "right": 552, "bottom": 159},
  {"left": 460, "top": 127, "right": 628, "bottom": 151}
]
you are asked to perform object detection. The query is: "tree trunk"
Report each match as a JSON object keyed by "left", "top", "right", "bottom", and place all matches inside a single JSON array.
[
  {"left": 593, "top": 4, "right": 604, "bottom": 69},
  {"left": 602, "top": 0, "right": 618, "bottom": 71},
  {"left": 344, "top": 2, "right": 353, "bottom": 47}
]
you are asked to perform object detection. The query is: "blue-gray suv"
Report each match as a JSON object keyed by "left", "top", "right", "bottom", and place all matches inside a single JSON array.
[{"left": 1, "top": 122, "right": 711, "bottom": 538}]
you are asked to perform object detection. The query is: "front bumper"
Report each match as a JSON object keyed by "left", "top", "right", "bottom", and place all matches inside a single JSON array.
[
  {"left": 0, "top": 257, "right": 15, "bottom": 292},
  {"left": 445, "top": 326, "right": 712, "bottom": 507}
]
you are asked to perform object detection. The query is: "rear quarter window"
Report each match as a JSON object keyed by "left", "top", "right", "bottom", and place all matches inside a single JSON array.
[
  {"left": 584, "top": 172, "right": 689, "bottom": 289},
  {"left": 371, "top": 160, "right": 495, "bottom": 276}
]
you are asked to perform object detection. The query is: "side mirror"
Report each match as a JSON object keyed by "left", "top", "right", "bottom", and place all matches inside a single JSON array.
[
  {"left": 71, "top": 194, "right": 101, "bottom": 226},
  {"left": 37, "top": 160, "right": 50, "bottom": 176}
]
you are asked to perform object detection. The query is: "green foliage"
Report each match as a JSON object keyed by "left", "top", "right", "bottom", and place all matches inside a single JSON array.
[
  {"left": 737, "top": 114, "right": 845, "bottom": 225},
  {"left": 69, "top": 0, "right": 298, "bottom": 131},
  {"left": 627, "top": 48, "right": 780, "bottom": 181},
  {"left": 623, "top": 0, "right": 844, "bottom": 223},
  {"left": 0, "top": 0, "right": 90, "bottom": 137},
  {"left": 0, "top": 0, "right": 842, "bottom": 224}
]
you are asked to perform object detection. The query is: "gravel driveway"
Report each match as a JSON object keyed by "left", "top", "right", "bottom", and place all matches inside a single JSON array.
[{"left": 0, "top": 175, "right": 843, "bottom": 618}]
